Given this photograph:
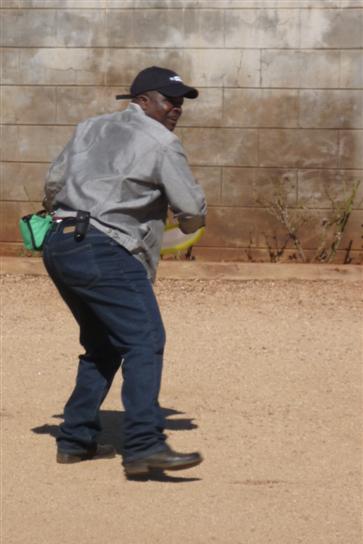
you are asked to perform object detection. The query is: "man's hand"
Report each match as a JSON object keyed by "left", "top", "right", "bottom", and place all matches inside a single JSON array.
[{"left": 178, "top": 214, "right": 206, "bottom": 234}]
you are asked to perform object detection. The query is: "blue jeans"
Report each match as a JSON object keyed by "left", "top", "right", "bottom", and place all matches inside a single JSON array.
[{"left": 42, "top": 221, "right": 167, "bottom": 461}]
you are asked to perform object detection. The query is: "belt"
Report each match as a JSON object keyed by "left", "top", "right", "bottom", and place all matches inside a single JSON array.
[{"left": 52, "top": 216, "right": 76, "bottom": 223}]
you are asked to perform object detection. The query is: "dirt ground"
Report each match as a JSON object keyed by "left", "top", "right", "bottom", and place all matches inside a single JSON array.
[{"left": 2, "top": 275, "right": 362, "bottom": 544}]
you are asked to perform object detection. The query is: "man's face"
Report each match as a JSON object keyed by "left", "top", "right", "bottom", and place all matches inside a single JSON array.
[{"left": 139, "top": 91, "right": 184, "bottom": 131}]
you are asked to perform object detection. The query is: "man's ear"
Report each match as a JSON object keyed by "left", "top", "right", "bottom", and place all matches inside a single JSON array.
[{"left": 133, "top": 94, "right": 149, "bottom": 112}]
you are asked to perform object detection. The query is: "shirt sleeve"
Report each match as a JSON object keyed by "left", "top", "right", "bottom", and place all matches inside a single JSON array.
[{"left": 159, "top": 140, "right": 207, "bottom": 234}]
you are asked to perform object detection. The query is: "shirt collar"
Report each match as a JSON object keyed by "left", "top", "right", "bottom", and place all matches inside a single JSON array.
[{"left": 127, "top": 102, "right": 144, "bottom": 115}]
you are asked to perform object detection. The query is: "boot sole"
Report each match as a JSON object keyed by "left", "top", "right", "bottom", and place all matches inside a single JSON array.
[{"left": 124, "top": 457, "right": 202, "bottom": 476}]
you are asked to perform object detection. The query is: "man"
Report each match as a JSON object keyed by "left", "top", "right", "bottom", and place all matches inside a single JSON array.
[{"left": 42, "top": 66, "right": 207, "bottom": 478}]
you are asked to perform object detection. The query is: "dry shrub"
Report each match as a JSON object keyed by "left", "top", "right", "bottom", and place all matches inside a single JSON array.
[{"left": 256, "top": 177, "right": 361, "bottom": 263}]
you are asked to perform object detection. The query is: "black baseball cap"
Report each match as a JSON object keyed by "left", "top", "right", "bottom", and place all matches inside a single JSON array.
[{"left": 116, "top": 66, "right": 198, "bottom": 100}]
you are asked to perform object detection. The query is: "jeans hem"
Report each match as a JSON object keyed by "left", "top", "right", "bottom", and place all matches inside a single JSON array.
[
  {"left": 57, "top": 439, "right": 98, "bottom": 455},
  {"left": 123, "top": 443, "right": 168, "bottom": 463}
]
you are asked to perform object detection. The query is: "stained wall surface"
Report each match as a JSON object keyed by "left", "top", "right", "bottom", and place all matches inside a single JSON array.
[{"left": 1, "top": 0, "right": 362, "bottom": 262}]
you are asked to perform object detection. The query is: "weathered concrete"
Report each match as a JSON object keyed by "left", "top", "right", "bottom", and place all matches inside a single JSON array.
[
  {"left": 0, "top": 1, "right": 361, "bottom": 9},
  {"left": 297, "top": 169, "right": 363, "bottom": 209},
  {"left": 223, "top": 89, "right": 299, "bottom": 128},
  {"left": 258, "top": 129, "right": 338, "bottom": 168},
  {"left": 338, "top": 131, "right": 363, "bottom": 169},
  {"left": 1, "top": 163, "right": 48, "bottom": 202},
  {"left": 221, "top": 168, "right": 297, "bottom": 207},
  {"left": 1, "top": 125, "right": 74, "bottom": 162},
  {"left": 261, "top": 50, "right": 342, "bottom": 89},
  {"left": 180, "top": 128, "right": 259, "bottom": 166},
  {"left": 299, "top": 90, "right": 363, "bottom": 129},
  {"left": 225, "top": 8, "right": 301, "bottom": 48},
  {"left": 1, "top": 1, "right": 362, "bottom": 263}
]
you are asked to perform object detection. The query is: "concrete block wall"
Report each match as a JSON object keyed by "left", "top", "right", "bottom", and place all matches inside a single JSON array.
[{"left": 1, "top": 0, "right": 362, "bottom": 262}]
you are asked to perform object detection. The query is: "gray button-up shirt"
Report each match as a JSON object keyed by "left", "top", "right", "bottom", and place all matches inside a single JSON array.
[{"left": 44, "top": 103, "right": 207, "bottom": 282}]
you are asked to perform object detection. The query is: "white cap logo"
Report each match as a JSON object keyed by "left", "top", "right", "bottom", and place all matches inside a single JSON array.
[{"left": 169, "top": 76, "right": 183, "bottom": 83}]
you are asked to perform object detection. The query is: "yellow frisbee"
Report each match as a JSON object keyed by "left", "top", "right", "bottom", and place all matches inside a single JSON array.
[{"left": 160, "top": 224, "right": 205, "bottom": 256}]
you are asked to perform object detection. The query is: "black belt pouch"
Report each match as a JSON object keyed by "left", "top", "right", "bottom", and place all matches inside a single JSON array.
[{"left": 75, "top": 210, "right": 90, "bottom": 242}]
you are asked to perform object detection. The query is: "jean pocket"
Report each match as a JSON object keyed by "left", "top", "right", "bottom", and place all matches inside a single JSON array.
[{"left": 51, "top": 243, "right": 101, "bottom": 288}]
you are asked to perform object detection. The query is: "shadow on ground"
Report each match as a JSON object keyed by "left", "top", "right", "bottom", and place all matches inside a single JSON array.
[
  {"left": 31, "top": 408, "right": 201, "bottom": 482},
  {"left": 32, "top": 407, "right": 197, "bottom": 450}
]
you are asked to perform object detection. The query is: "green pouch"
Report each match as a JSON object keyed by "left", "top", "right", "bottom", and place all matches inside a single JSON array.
[{"left": 19, "top": 210, "right": 53, "bottom": 251}]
